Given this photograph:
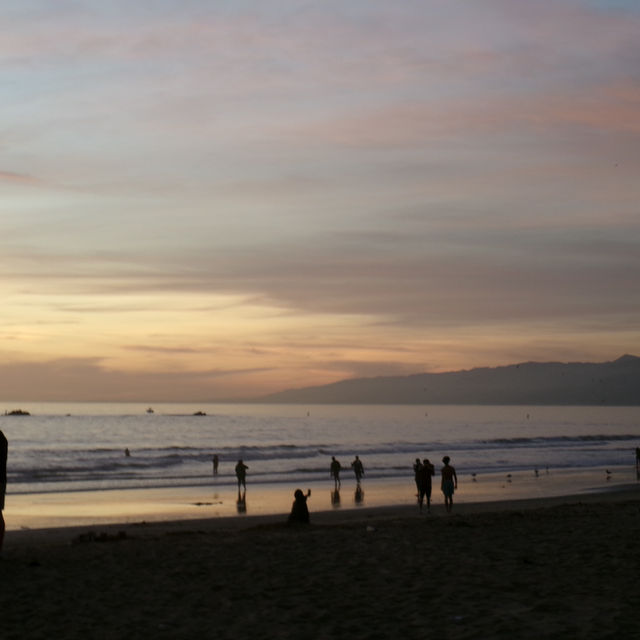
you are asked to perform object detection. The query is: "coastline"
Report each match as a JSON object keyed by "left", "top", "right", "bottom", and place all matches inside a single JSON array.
[
  {"left": 4, "top": 465, "right": 639, "bottom": 545},
  {"left": 2, "top": 485, "right": 639, "bottom": 639},
  {"left": 5, "top": 482, "right": 639, "bottom": 547}
]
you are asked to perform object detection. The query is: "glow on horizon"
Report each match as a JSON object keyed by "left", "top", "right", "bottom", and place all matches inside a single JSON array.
[{"left": 1, "top": 0, "right": 639, "bottom": 401}]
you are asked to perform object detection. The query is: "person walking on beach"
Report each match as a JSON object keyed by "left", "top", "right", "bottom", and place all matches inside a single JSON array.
[
  {"left": 441, "top": 456, "right": 458, "bottom": 513},
  {"left": 212, "top": 454, "right": 219, "bottom": 476},
  {"left": 351, "top": 455, "right": 364, "bottom": 484},
  {"left": 0, "top": 430, "right": 7, "bottom": 552},
  {"left": 235, "top": 459, "right": 248, "bottom": 490},
  {"left": 417, "top": 458, "right": 435, "bottom": 513},
  {"left": 330, "top": 456, "right": 342, "bottom": 489}
]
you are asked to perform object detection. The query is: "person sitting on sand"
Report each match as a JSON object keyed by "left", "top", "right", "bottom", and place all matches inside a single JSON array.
[
  {"left": 330, "top": 456, "right": 341, "bottom": 489},
  {"left": 417, "top": 458, "right": 435, "bottom": 513},
  {"left": 0, "top": 429, "right": 7, "bottom": 552},
  {"left": 288, "top": 488, "right": 311, "bottom": 524},
  {"left": 351, "top": 455, "right": 364, "bottom": 484},
  {"left": 441, "top": 456, "right": 458, "bottom": 513},
  {"left": 235, "top": 459, "right": 248, "bottom": 490}
]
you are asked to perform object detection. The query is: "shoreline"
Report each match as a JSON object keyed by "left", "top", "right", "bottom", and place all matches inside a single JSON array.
[
  {"left": 5, "top": 478, "right": 640, "bottom": 550},
  {"left": 5, "top": 463, "right": 638, "bottom": 533},
  {"left": 3, "top": 485, "right": 640, "bottom": 638}
]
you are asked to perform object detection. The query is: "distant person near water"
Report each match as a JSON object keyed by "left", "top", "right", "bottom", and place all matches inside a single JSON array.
[
  {"left": 330, "top": 456, "right": 342, "bottom": 489},
  {"left": 0, "top": 430, "right": 7, "bottom": 552},
  {"left": 288, "top": 488, "right": 311, "bottom": 524},
  {"left": 351, "top": 455, "right": 364, "bottom": 484},
  {"left": 417, "top": 458, "right": 435, "bottom": 513},
  {"left": 235, "top": 459, "right": 248, "bottom": 490},
  {"left": 212, "top": 454, "right": 219, "bottom": 476},
  {"left": 413, "top": 458, "right": 422, "bottom": 495},
  {"left": 441, "top": 456, "right": 458, "bottom": 513},
  {"left": 636, "top": 447, "right": 640, "bottom": 470}
]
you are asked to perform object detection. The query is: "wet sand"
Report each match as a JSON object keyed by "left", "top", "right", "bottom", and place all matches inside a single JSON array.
[
  {"left": 5, "top": 464, "right": 636, "bottom": 531},
  {"left": 2, "top": 485, "right": 639, "bottom": 639}
]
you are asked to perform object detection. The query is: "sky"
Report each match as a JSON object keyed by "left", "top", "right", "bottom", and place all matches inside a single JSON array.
[{"left": 2, "top": 0, "right": 639, "bottom": 402}]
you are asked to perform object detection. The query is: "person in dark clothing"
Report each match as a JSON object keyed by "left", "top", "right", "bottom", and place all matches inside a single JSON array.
[
  {"left": 212, "top": 454, "right": 219, "bottom": 476},
  {"left": 0, "top": 430, "right": 7, "bottom": 552},
  {"left": 351, "top": 455, "right": 364, "bottom": 484},
  {"left": 417, "top": 458, "right": 435, "bottom": 513},
  {"left": 330, "top": 456, "right": 341, "bottom": 489},
  {"left": 413, "top": 458, "right": 422, "bottom": 496},
  {"left": 288, "top": 489, "right": 311, "bottom": 524},
  {"left": 235, "top": 459, "right": 248, "bottom": 490}
]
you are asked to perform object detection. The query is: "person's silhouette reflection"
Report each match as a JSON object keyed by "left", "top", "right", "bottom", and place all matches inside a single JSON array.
[
  {"left": 236, "top": 489, "right": 246, "bottom": 513},
  {"left": 331, "top": 489, "right": 341, "bottom": 507},
  {"left": 354, "top": 484, "right": 364, "bottom": 505}
]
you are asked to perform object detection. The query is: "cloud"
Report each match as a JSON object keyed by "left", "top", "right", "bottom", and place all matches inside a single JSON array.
[
  {"left": 0, "top": 170, "right": 41, "bottom": 184},
  {"left": 0, "top": 357, "right": 273, "bottom": 402},
  {"left": 0, "top": 1, "right": 638, "bottom": 399}
]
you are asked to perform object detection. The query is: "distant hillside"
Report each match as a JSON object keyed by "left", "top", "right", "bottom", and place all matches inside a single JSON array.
[{"left": 256, "top": 355, "right": 640, "bottom": 405}]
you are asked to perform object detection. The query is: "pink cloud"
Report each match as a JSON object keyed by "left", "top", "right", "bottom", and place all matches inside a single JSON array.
[{"left": 0, "top": 170, "right": 41, "bottom": 184}]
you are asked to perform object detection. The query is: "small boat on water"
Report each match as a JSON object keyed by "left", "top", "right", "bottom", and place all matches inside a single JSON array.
[
  {"left": 5, "top": 409, "right": 30, "bottom": 416},
  {"left": 146, "top": 407, "right": 154, "bottom": 414}
]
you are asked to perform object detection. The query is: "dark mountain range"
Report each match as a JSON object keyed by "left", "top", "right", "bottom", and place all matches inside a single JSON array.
[{"left": 256, "top": 355, "right": 640, "bottom": 405}]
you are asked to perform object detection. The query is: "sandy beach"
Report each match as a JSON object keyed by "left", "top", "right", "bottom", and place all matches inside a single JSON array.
[{"left": 2, "top": 484, "right": 639, "bottom": 639}]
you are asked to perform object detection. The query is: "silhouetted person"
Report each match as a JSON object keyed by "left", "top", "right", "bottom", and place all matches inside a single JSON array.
[
  {"left": 441, "top": 456, "right": 458, "bottom": 513},
  {"left": 212, "top": 454, "right": 219, "bottom": 476},
  {"left": 413, "top": 458, "right": 422, "bottom": 496},
  {"left": 0, "top": 430, "right": 7, "bottom": 552},
  {"left": 417, "top": 458, "right": 435, "bottom": 513},
  {"left": 235, "top": 459, "right": 248, "bottom": 490},
  {"left": 288, "top": 489, "right": 311, "bottom": 524},
  {"left": 636, "top": 447, "right": 640, "bottom": 470},
  {"left": 124, "top": 448, "right": 130, "bottom": 457},
  {"left": 330, "top": 456, "right": 341, "bottom": 489},
  {"left": 351, "top": 455, "right": 364, "bottom": 483}
]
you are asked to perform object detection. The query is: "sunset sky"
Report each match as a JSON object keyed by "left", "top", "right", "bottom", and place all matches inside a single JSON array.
[{"left": 2, "top": 0, "right": 639, "bottom": 402}]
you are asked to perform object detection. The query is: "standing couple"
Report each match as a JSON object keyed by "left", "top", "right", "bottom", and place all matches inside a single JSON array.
[{"left": 414, "top": 455, "right": 457, "bottom": 513}]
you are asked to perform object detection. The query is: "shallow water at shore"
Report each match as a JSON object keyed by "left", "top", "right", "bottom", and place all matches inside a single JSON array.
[
  {"left": 3, "top": 402, "right": 639, "bottom": 530},
  {"left": 6, "top": 463, "right": 638, "bottom": 530},
  {"left": 3, "top": 403, "right": 638, "bottom": 496}
]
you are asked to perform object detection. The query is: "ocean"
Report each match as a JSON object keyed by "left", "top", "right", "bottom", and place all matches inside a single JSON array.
[{"left": 2, "top": 403, "right": 638, "bottom": 497}]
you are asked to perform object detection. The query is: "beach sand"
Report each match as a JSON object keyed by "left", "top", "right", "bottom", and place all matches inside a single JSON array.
[{"left": 2, "top": 486, "right": 639, "bottom": 639}]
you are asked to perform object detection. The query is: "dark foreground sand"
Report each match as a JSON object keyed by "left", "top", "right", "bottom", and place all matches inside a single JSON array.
[{"left": 2, "top": 489, "right": 640, "bottom": 639}]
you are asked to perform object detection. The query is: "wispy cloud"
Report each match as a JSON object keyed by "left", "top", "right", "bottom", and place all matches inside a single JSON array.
[
  {"left": 0, "top": 170, "right": 41, "bottom": 184},
  {"left": 0, "top": 1, "right": 638, "bottom": 398}
]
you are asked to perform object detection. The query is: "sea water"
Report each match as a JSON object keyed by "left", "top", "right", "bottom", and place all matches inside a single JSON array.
[{"left": 2, "top": 403, "right": 638, "bottom": 497}]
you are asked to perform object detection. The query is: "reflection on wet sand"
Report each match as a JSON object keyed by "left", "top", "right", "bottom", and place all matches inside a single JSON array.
[{"left": 236, "top": 489, "right": 246, "bottom": 514}]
